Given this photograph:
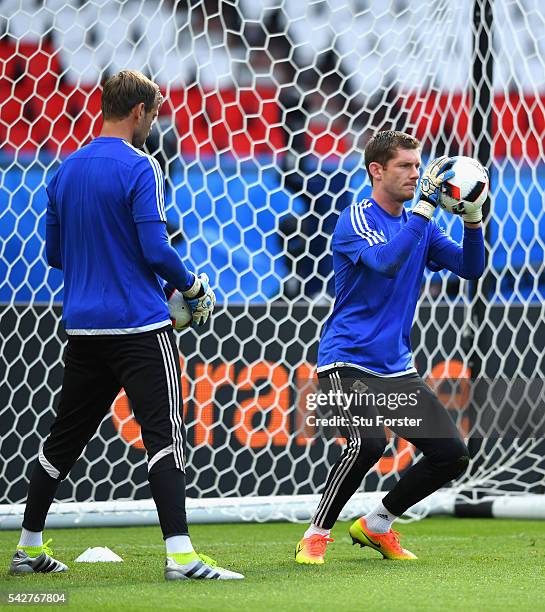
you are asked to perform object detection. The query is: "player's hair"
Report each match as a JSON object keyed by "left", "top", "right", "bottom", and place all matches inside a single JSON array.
[
  {"left": 101, "top": 70, "right": 162, "bottom": 120},
  {"left": 364, "top": 131, "right": 421, "bottom": 185}
]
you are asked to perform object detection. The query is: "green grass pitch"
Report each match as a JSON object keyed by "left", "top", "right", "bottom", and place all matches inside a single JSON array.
[{"left": 1, "top": 518, "right": 544, "bottom": 611}]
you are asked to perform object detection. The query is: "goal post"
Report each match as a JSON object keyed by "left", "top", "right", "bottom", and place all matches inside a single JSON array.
[{"left": 1, "top": 0, "right": 545, "bottom": 528}]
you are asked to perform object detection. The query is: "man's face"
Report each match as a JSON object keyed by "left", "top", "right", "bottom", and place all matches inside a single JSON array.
[
  {"left": 378, "top": 148, "right": 421, "bottom": 203},
  {"left": 132, "top": 104, "right": 159, "bottom": 149}
]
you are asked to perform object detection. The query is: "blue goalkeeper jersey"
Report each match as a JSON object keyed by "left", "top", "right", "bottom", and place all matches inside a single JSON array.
[
  {"left": 46, "top": 137, "right": 171, "bottom": 334},
  {"left": 318, "top": 198, "right": 470, "bottom": 376}
]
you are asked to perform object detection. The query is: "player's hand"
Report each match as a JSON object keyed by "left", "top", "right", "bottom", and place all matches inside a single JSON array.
[
  {"left": 462, "top": 208, "right": 483, "bottom": 224},
  {"left": 413, "top": 156, "right": 456, "bottom": 220},
  {"left": 461, "top": 165, "right": 488, "bottom": 224},
  {"left": 182, "top": 272, "right": 216, "bottom": 326}
]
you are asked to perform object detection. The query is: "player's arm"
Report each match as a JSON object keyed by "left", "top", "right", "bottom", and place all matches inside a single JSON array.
[
  {"left": 45, "top": 222, "right": 62, "bottom": 270},
  {"left": 136, "top": 221, "right": 194, "bottom": 291},
  {"left": 357, "top": 213, "right": 429, "bottom": 278},
  {"left": 348, "top": 158, "right": 456, "bottom": 278},
  {"left": 136, "top": 223, "right": 214, "bottom": 326},
  {"left": 427, "top": 221, "right": 485, "bottom": 280},
  {"left": 131, "top": 157, "right": 214, "bottom": 324},
  {"left": 45, "top": 178, "right": 62, "bottom": 270}
]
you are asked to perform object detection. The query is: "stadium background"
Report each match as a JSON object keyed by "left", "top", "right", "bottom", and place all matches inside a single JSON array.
[{"left": 1, "top": 0, "right": 544, "bottom": 516}]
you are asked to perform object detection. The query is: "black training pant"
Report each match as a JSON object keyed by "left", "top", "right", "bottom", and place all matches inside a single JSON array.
[
  {"left": 312, "top": 367, "right": 470, "bottom": 529},
  {"left": 23, "top": 325, "right": 188, "bottom": 537}
]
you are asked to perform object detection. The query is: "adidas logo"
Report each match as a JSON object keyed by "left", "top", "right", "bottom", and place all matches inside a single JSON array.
[{"left": 351, "top": 380, "right": 368, "bottom": 394}]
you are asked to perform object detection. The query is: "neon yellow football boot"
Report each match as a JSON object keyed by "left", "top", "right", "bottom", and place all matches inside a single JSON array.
[{"left": 349, "top": 517, "right": 417, "bottom": 560}]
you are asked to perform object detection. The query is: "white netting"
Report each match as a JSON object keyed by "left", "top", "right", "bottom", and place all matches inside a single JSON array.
[{"left": 1, "top": 0, "right": 545, "bottom": 520}]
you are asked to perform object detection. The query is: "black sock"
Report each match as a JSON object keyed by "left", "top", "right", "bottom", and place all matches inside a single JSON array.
[
  {"left": 148, "top": 454, "right": 188, "bottom": 539},
  {"left": 382, "top": 453, "right": 469, "bottom": 516},
  {"left": 22, "top": 461, "right": 60, "bottom": 532}
]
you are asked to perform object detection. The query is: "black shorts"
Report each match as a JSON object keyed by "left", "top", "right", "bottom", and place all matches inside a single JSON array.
[
  {"left": 41, "top": 325, "right": 186, "bottom": 480},
  {"left": 316, "top": 367, "right": 462, "bottom": 441}
]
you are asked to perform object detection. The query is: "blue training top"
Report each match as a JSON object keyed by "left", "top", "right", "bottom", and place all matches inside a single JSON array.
[
  {"left": 46, "top": 136, "right": 191, "bottom": 334},
  {"left": 317, "top": 198, "right": 484, "bottom": 376}
]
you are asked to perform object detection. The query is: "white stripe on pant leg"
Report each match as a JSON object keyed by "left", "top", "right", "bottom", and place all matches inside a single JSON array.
[
  {"left": 160, "top": 331, "right": 184, "bottom": 470},
  {"left": 327, "top": 370, "right": 364, "bottom": 508},
  {"left": 313, "top": 372, "right": 362, "bottom": 526},
  {"left": 313, "top": 372, "right": 363, "bottom": 525},
  {"left": 156, "top": 334, "right": 177, "bottom": 467},
  {"left": 158, "top": 333, "right": 185, "bottom": 470},
  {"left": 313, "top": 373, "right": 352, "bottom": 524},
  {"left": 313, "top": 436, "right": 361, "bottom": 526},
  {"left": 39, "top": 446, "right": 60, "bottom": 479},
  {"left": 313, "top": 372, "right": 362, "bottom": 525},
  {"left": 161, "top": 332, "right": 186, "bottom": 470},
  {"left": 157, "top": 333, "right": 184, "bottom": 471},
  {"left": 148, "top": 444, "right": 174, "bottom": 473}
]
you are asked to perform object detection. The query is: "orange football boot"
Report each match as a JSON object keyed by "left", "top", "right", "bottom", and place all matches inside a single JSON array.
[
  {"left": 295, "top": 533, "right": 334, "bottom": 564},
  {"left": 349, "top": 517, "right": 417, "bottom": 560}
]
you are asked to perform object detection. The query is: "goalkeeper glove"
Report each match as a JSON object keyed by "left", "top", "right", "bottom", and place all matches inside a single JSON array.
[
  {"left": 413, "top": 156, "right": 456, "bottom": 220},
  {"left": 182, "top": 272, "right": 216, "bottom": 326},
  {"left": 462, "top": 208, "right": 483, "bottom": 224},
  {"left": 461, "top": 166, "right": 488, "bottom": 224}
]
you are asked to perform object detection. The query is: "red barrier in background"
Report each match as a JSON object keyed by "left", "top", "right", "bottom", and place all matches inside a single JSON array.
[{"left": 1, "top": 40, "right": 544, "bottom": 159}]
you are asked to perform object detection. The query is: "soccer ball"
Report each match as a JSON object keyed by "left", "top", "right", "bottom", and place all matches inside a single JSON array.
[
  {"left": 440, "top": 156, "right": 489, "bottom": 216},
  {"left": 167, "top": 289, "right": 192, "bottom": 330}
]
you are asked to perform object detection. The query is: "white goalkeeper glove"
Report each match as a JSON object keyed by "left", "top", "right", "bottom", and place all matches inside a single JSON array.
[
  {"left": 461, "top": 208, "right": 483, "bottom": 224},
  {"left": 413, "top": 156, "right": 456, "bottom": 220},
  {"left": 182, "top": 272, "right": 216, "bottom": 326},
  {"left": 461, "top": 166, "right": 488, "bottom": 224}
]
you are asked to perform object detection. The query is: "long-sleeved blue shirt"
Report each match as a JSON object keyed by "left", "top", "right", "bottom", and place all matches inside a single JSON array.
[
  {"left": 317, "top": 198, "right": 485, "bottom": 375},
  {"left": 46, "top": 137, "right": 194, "bottom": 334}
]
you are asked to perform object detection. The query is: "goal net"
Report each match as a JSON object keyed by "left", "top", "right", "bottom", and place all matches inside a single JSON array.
[{"left": 1, "top": 0, "right": 545, "bottom": 527}]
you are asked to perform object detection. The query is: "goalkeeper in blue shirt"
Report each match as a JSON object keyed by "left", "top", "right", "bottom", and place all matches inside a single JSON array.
[
  {"left": 10, "top": 70, "right": 243, "bottom": 580},
  {"left": 295, "top": 131, "right": 485, "bottom": 564}
]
